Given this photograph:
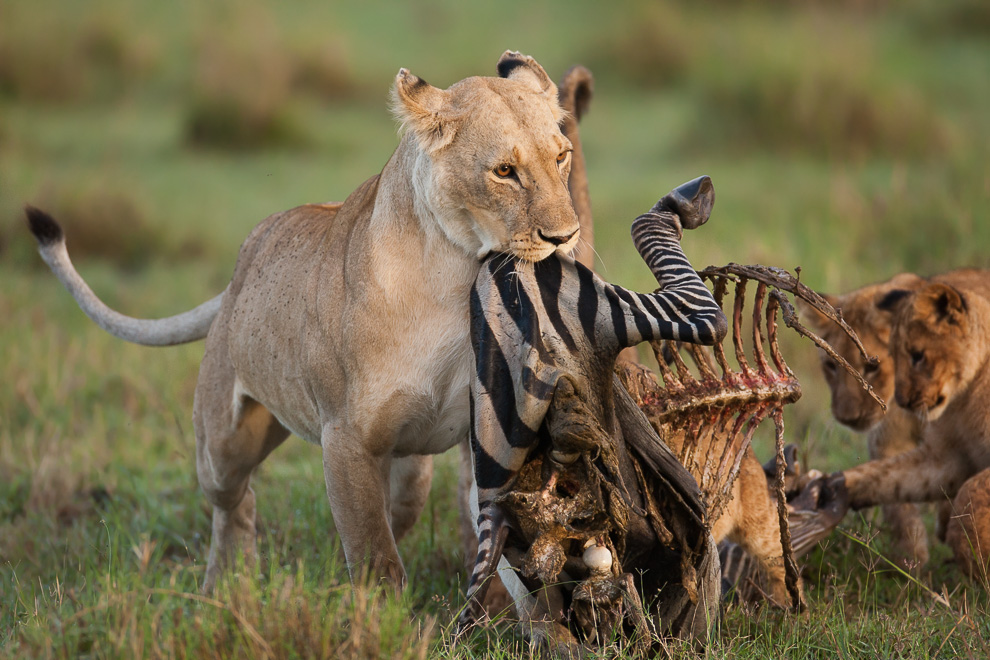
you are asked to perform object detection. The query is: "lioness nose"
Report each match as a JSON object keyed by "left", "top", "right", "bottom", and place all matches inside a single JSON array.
[{"left": 538, "top": 228, "right": 579, "bottom": 246}]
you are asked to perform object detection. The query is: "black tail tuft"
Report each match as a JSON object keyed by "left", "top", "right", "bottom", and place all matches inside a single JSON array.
[{"left": 24, "top": 205, "right": 64, "bottom": 246}]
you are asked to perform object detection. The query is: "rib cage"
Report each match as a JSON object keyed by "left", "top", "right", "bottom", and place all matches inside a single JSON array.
[{"left": 618, "top": 262, "right": 883, "bottom": 609}]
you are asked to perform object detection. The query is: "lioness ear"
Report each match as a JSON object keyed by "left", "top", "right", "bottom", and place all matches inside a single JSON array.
[
  {"left": 392, "top": 68, "right": 455, "bottom": 152},
  {"left": 497, "top": 51, "right": 558, "bottom": 100},
  {"left": 557, "top": 65, "right": 593, "bottom": 122}
]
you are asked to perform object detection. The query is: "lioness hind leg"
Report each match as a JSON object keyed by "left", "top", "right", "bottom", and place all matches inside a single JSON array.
[
  {"left": 194, "top": 349, "right": 290, "bottom": 594},
  {"left": 389, "top": 454, "right": 433, "bottom": 542}
]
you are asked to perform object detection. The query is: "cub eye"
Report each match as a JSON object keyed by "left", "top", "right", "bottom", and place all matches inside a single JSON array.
[
  {"left": 556, "top": 150, "right": 569, "bottom": 164},
  {"left": 909, "top": 349, "right": 925, "bottom": 367},
  {"left": 863, "top": 361, "right": 879, "bottom": 375},
  {"left": 494, "top": 164, "right": 515, "bottom": 178},
  {"left": 823, "top": 360, "right": 837, "bottom": 374}
]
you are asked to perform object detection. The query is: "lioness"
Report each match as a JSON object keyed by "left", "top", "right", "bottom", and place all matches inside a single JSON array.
[
  {"left": 835, "top": 272, "right": 990, "bottom": 525},
  {"left": 27, "top": 51, "right": 581, "bottom": 592}
]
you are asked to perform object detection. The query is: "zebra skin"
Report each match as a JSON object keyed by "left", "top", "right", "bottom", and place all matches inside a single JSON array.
[{"left": 462, "top": 176, "right": 728, "bottom": 636}]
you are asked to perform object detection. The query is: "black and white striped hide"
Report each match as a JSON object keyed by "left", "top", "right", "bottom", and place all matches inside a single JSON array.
[{"left": 462, "top": 189, "right": 728, "bottom": 627}]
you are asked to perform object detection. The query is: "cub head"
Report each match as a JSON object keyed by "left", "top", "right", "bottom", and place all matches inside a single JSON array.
[
  {"left": 392, "top": 51, "right": 579, "bottom": 262},
  {"left": 800, "top": 273, "right": 924, "bottom": 431},
  {"left": 888, "top": 282, "right": 979, "bottom": 421}
]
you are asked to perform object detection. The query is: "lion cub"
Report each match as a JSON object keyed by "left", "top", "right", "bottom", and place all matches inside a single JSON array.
[
  {"left": 837, "top": 272, "right": 990, "bottom": 529},
  {"left": 805, "top": 270, "right": 986, "bottom": 566},
  {"left": 946, "top": 467, "right": 990, "bottom": 580},
  {"left": 802, "top": 274, "right": 930, "bottom": 564}
]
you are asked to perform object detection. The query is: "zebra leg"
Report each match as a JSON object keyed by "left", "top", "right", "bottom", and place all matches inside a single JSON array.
[{"left": 459, "top": 502, "right": 510, "bottom": 630}]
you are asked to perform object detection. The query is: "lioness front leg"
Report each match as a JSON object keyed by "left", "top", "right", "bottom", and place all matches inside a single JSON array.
[
  {"left": 843, "top": 442, "right": 972, "bottom": 510},
  {"left": 322, "top": 426, "right": 406, "bottom": 588}
]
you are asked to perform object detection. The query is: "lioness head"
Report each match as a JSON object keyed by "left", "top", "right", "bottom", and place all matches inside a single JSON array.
[
  {"left": 801, "top": 273, "right": 924, "bottom": 431},
  {"left": 392, "top": 51, "right": 579, "bottom": 262},
  {"left": 888, "top": 282, "right": 978, "bottom": 421}
]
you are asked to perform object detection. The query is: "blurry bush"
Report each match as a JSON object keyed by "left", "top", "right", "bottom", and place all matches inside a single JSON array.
[
  {"left": 2, "top": 183, "right": 208, "bottom": 270},
  {"left": 694, "top": 66, "right": 948, "bottom": 159},
  {"left": 0, "top": 5, "right": 157, "bottom": 103},
  {"left": 587, "top": 3, "right": 693, "bottom": 88},
  {"left": 184, "top": 27, "right": 305, "bottom": 150},
  {"left": 184, "top": 7, "right": 359, "bottom": 150},
  {"left": 290, "top": 41, "right": 358, "bottom": 101},
  {"left": 680, "top": 13, "right": 951, "bottom": 161},
  {"left": 906, "top": 0, "right": 990, "bottom": 38}
]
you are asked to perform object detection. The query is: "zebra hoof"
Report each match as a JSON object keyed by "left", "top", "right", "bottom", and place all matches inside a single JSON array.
[{"left": 656, "top": 175, "right": 715, "bottom": 230}]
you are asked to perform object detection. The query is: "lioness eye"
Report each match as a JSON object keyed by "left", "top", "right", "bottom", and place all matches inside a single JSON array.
[
  {"left": 556, "top": 150, "right": 569, "bottom": 164},
  {"left": 494, "top": 164, "right": 514, "bottom": 178}
]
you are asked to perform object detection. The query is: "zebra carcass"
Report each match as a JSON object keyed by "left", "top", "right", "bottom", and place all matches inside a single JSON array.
[
  {"left": 462, "top": 176, "right": 726, "bottom": 653},
  {"left": 461, "top": 177, "right": 868, "bottom": 654}
]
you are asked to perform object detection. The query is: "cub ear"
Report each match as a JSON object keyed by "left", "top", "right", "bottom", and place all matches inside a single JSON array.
[
  {"left": 887, "top": 272, "right": 925, "bottom": 291},
  {"left": 497, "top": 51, "right": 558, "bottom": 99},
  {"left": 918, "top": 283, "right": 967, "bottom": 326},
  {"left": 392, "top": 68, "right": 455, "bottom": 152},
  {"left": 875, "top": 288, "right": 914, "bottom": 314},
  {"left": 795, "top": 293, "right": 839, "bottom": 333}
]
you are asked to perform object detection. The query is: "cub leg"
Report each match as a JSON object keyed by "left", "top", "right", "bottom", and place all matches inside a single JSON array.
[
  {"left": 717, "top": 455, "right": 799, "bottom": 607},
  {"left": 843, "top": 442, "right": 973, "bottom": 510},
  {"left": 322, "top": 427, "right": 405, "bottom": 588},
  {"left": 867, "top": 414, "right": 929, "bottom": 566},
  {"left": 194, "top": 346, "right": 290, "bottom": 594},
  {"left": 389, "top": 454, "right": 433, "bottom": 543}
]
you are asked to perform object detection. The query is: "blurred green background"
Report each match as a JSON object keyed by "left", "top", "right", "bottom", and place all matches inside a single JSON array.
[
  {"left": 3, "top": 0, "right": 988, "bottom": 446},
  {"left": 1, "top": 1, "right": 989, "bottom": 655}
]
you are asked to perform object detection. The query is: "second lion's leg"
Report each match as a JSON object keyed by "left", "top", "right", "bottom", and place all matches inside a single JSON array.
[{"left": 389, "top": 454, "right": 433, "bottom": 543}]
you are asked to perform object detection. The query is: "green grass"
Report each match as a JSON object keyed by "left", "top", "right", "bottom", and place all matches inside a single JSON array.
[{"left": 3, "top": 0, "right": 990, "bottom": 657}]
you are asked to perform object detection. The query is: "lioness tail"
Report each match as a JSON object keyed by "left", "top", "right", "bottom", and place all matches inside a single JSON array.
[{"left": 25, "top": 206, "right": 223, "bottom": 346}]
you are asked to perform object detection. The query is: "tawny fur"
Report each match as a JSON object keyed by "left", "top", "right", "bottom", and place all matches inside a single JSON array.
[
  {"left": 801, "top": 274, "right": 930, "bottom": 565},
  {"left": 803, "top": 270, "right": 989, "bottom": 566},
  {"left": 946, "top": 467, "right": 990, "bottom": 580},
  {"left": 839, "top": 272, "right": 990, "bottom": 526},
  {"left": 30, "top": 52, "right": 583, "bottom": 593},
  {"left": 665, "top": 429, "right": 797, "bottom": 606}
]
